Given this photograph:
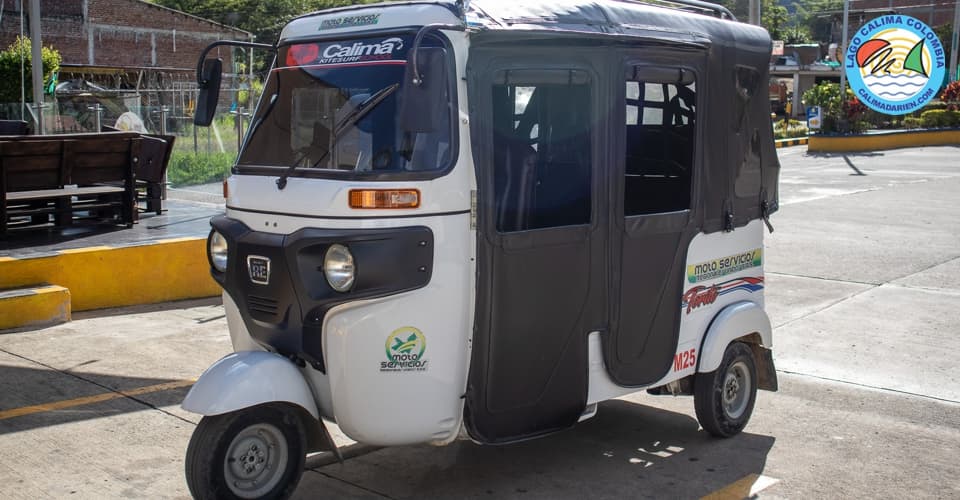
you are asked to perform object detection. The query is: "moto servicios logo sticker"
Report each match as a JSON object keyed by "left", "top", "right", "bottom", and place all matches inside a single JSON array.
[
  {"left": 380, "top": 326, "right": 428, "bottom": 372},
  {"left": 845, "top": 15, "right": 946, "bottom": 115}
]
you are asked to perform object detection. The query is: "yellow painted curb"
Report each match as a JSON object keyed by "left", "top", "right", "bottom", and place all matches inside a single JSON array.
[
  {"left": 808, "top": 129, "right": 960, "bottom": 153},
  {"left": 0, "top": 238, "right": 221, "bottom": 312},
  {"left": 0, "top": 285, "right": 71, "bottom": 330},
  {"left": 775, "top": 137, "right": 809, "bottom": 148}
]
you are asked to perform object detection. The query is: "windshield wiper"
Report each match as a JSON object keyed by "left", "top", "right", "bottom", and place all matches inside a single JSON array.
[
  {"left": 276, "top": 83, "right": 399, "bottom": 190},
  {"left": 244, "top": 92, "right": 279, "bottom": 149}
]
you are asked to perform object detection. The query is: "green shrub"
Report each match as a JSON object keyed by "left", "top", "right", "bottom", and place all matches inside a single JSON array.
[
  {"left": 773, "top": 119, "right": 808, "bottom": 139},
  {"left": 903, "top": 117, "right": 923, "bottom": 129},
  {"left": 166, "top": 151, "right": 236, "bottom": 187},
  {"left": 919, "top": 109, "right": 960, "bottom": 128},
  {"left": 949, "top": 111, "right": 960, "bottom": 127},
  {"left": 801, "top": 82, "right": 865, "bottom": 134},
  {"left": 0, "top": 36, "right": 61, "bottom": 103}
]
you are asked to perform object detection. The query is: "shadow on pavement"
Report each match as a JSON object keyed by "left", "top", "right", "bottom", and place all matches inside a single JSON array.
[
  {"left": 804, "top": 151, "right": 886, "bottom": 159},
  {"left": 69, "top": 296, "right": 223, "bottom": 321},
  {"left": 0, "top": 364, "right": 191, "bottom": 434},
  {"left": 303, "top": 399, "right": 775, "bottom": 499}
]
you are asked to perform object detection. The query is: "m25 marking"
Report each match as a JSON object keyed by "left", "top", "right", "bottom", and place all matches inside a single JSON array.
[{"left": 674, "top": 348, "right": 697, "bottom": 371}]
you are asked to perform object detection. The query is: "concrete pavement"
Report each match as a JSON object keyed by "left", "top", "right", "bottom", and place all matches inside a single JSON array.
[{"left": 1, "top": 145, "right": 959, "bottom": 499}]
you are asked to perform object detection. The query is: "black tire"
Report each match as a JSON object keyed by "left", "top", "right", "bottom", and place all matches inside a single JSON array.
[
  {"left": 185, "top": 404, "right": 306, "bottom": 500},
  {"left": 694, "top": 342, "right": 758, "bottom": 438}
]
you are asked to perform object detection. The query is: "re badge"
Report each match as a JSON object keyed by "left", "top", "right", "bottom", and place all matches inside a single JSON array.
[{"left": 247, "top": 255, "right": 271, "bottom": 285}]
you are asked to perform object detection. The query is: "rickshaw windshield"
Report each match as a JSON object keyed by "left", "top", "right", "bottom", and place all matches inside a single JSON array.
[{"left": 237, "top": 35, "right": 453, "bottom": 176}]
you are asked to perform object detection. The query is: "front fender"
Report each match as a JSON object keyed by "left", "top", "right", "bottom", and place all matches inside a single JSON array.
[
  {"left": 182, "top": 351, "right": 319, "bottom": 418},
  {"left": 697, "top": 301, "right": 772, "bottom": 373}
]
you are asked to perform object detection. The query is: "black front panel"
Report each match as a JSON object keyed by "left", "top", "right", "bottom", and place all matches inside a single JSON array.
[{"left": 210, "top": 216, "right": 433, "bottom": 370}]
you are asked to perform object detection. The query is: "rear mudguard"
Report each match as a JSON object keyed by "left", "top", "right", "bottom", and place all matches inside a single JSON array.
[
  {"left": 697, "top": 301, "right": 778, "bottom": 391},
  {"left": 182, "top": 351, "right": 319, "bottom": 418}
]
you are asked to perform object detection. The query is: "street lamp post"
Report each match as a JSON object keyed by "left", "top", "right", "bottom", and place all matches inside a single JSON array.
[
  {"left": 950, "top": 0, "right": 960, "bottom": 82},
  {"left": 838, "top": 0, "right": 850, "bottom": 132},
  {"left": 28, "top": 0, "right": 44, "bottom": 134}
]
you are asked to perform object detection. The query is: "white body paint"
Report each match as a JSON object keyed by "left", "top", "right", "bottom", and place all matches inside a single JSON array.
[{"left": 587, "top": 220, "right": 769, "bottom": 404}]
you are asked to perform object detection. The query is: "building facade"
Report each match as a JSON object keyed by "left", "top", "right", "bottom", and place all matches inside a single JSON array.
[{"left": 0, "top": 0, "right": 250, "bottom": 70}]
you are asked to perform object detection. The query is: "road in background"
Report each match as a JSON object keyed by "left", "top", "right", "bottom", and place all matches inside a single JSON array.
[{"left": 0, "top": 146, "right": 958, "bottom": 499}]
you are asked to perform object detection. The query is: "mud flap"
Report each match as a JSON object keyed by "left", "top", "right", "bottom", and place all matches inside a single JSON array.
[
  {"left": 751, "top": 344, "right": 778, "bottom": 392},
  {"left": 305, "top": 416, "right": 344, "bottom": 463}
]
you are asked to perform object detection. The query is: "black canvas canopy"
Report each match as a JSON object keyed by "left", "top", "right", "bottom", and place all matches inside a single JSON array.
[
  {"left": 463, "top": 0, "right": 781, "bottom": 443},
  {"left": 466, "top": 0, "right": 780, "bottom": 232}
]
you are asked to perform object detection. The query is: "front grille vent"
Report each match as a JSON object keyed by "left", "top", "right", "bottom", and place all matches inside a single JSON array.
[{"left": 247, "top": 295, "right": 279, "bottom": 316}]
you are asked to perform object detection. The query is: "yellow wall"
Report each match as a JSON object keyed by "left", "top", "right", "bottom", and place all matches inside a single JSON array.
[
  {"left": 0, "top": 238, "right": 221, "bottom": 312},
  {"left": 808, "top": 130, "right": 960, "bottom": 153}
]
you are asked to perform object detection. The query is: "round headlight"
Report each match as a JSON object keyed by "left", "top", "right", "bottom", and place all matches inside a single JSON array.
[
  {"left": 324, "top": 244, "right": 355, "bottom": 292},
  {"left": 208, "top": 231, "right": 229, "bottom": 272}
]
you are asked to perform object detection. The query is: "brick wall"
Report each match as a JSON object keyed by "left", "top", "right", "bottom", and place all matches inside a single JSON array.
[{"left": 0, "top": 0, "right": 249, "bottom": 69}]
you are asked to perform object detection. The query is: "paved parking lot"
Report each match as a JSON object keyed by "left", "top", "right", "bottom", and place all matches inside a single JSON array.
[{"left": 1, "top": 146, "right": 958, "bottom": 499}]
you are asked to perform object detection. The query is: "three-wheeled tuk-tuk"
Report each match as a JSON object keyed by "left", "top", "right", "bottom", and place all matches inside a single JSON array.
[{"left": 182, "top": 0, "right": 781, "bottom": 497}]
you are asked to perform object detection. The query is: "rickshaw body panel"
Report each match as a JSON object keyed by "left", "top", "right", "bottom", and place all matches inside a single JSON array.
[
  {"left": 321, "top": 214, "right": 473, "bottom": 446},
  {"left": 673, "top": 220, "right": 769, "bottom": 373},
  {"left": 587, "top": 219, "right": 768, "bottom": 403}
]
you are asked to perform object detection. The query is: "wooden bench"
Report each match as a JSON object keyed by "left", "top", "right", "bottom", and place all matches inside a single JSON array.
[
  {"left": 135, "top": 134, "right": 175, "bottom": 216},
  {"left": 102, "top": 126, "right": 175, "bottom": 215},
  {"left": 0, "top": 133, "right": 140, "bottom": 234},
  {"left": 0, "top": 120, "right": 28, "bottom": 135}
]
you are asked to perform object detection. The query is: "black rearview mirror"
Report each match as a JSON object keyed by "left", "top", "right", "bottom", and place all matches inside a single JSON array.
[
  {"left": 195, "top": 58, "right": 222, "bottom": 126},
  {"left": 398, "top": 48, "right": 448, "bottom": 133}
]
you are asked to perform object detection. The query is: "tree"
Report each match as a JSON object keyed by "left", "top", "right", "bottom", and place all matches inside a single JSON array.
[
  {"left": 151, "top": 0, "right": 379, "bottom": 71},
  {"left": 718, "top": 0, "right": 841, "bottom": 44},
  {"left": 0, "top": 36, "right": 62, "bottom": 103},
  {"left": 761, "top": 1, "right": 790, "bottom": 42},
  {"left": 933, "top": 23, "right": 953, "bottom": 78},
  {"left": 793, "top": 0, "right": 841, "bottom": 43},
  {"left": 152, "top": 0, "right": 379, "bottom": 48},
  {"left": 802, "top": 81, "right": 867, "bottom": 133}
]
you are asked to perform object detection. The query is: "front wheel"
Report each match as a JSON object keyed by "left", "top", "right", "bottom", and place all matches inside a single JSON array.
[
  {"left": 694, "top": 342, "right": 758, "bottom": 437},
  {"left": 185, "top": 404, "right": 306, "bottom": 500}
]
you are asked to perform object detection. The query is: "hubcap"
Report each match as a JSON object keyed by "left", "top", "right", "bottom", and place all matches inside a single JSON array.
[
  {"left": 721, "top": 360, "right": 751, "bottom": 419},
  {"left": 224, "top": 423, "right": 289, "bottom": 499}
]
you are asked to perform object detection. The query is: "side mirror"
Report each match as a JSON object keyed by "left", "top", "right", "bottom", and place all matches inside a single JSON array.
[
  {"left": 195, "top": 58, "right": 222, "bottom": 126},
  {"left": 398, "top": 48, "right": 448, "bottom": 133}
]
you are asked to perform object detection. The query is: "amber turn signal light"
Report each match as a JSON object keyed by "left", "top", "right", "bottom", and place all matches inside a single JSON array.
[{"left": 349, "top": 189, "right": 420, "bottom": 209}]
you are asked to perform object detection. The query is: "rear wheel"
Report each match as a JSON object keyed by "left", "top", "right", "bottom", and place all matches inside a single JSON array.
[
  {"left": 185, "top": 404, "right": 306, "bottom": 500},
  {"left": 694, "top": 342, "right": 757, "bottom": 437}
]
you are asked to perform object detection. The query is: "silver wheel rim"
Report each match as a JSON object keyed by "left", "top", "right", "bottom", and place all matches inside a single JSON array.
[
  {"left": 722, "top": 360, "right": 751, "bottom": 419},
  {"left": 224, "top": 423, "right": 289, "bottom": 499}
]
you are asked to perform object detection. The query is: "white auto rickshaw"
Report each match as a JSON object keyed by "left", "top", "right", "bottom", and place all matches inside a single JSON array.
[{"left": 182, "top": 0, "right": 781, "bottom": 498}]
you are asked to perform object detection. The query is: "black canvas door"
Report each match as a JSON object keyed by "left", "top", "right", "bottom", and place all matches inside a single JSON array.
[
  {"left": 603, "top": 59, "right": 705, "bottom": 386},
  {"left": 466, "top": 62, "right": 606, "bottom": 443}
]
